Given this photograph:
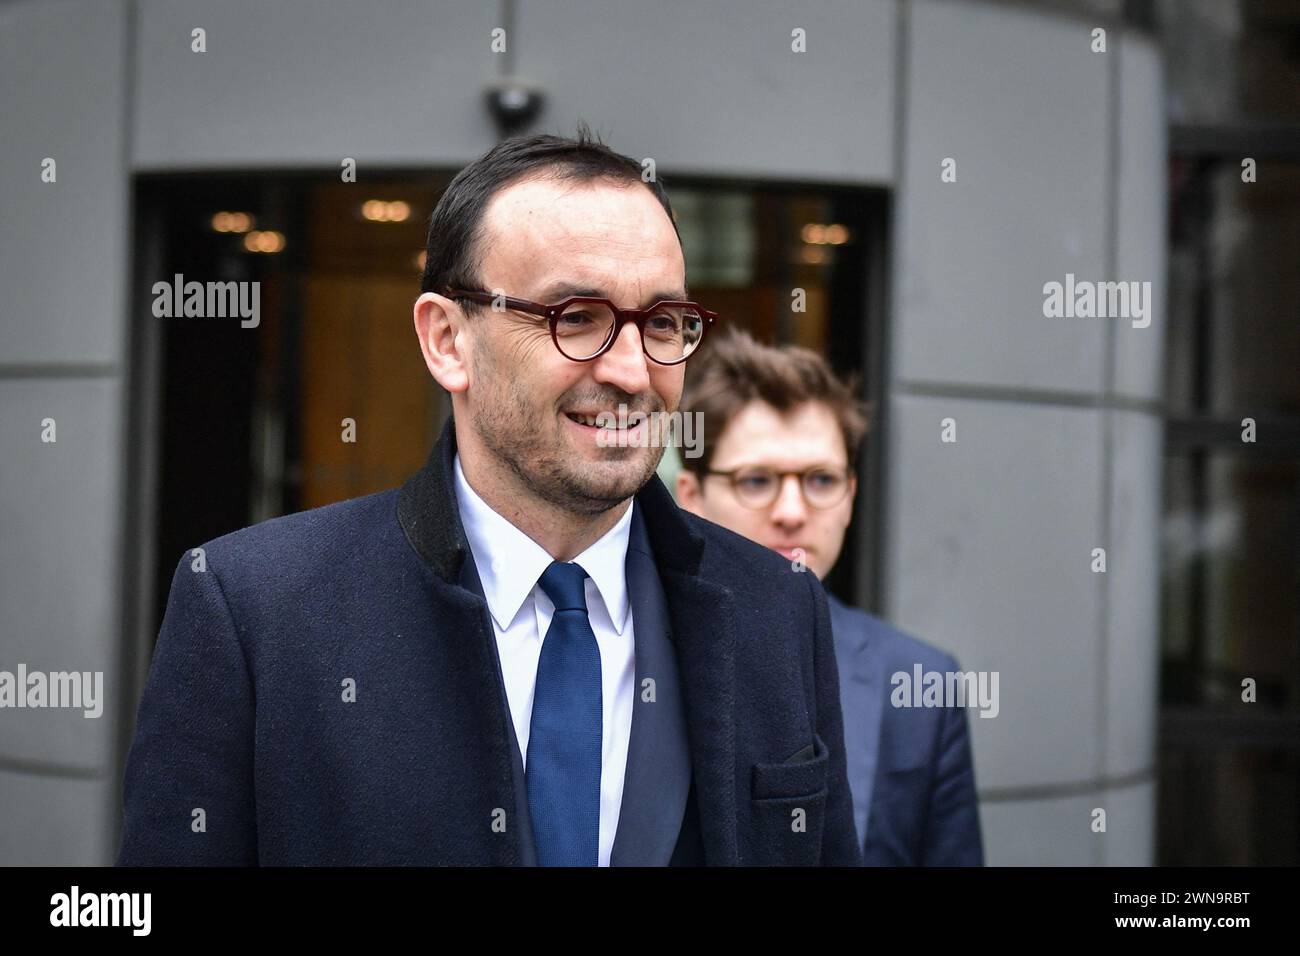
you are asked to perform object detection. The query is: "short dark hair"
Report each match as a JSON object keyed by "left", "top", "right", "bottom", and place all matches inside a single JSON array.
[
  {"left": 679, "top": 327, "right": 872, "bottom": 478},
  {"left": 419, "top": 122, "right": 680, "bottom": 299}
]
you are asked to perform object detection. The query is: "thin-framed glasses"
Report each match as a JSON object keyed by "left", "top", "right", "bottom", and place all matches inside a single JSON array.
[
  {"left": 443, "top": 287, "right": 717, "bottom": 366},
  {"left": 706, "top": 465, "right": 854, "bottom": 510}
]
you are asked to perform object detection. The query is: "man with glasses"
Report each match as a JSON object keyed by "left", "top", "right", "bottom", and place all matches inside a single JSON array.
[
  {"left": 676, "top": 329, "right": 984, "bottom": 866},
  {"left": 118, "top": 128, "right": 861, "bottom": 866}
]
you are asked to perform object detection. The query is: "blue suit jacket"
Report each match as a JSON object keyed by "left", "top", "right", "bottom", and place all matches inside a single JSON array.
[
  {"left": 116, "top": 415, "right": 861, "bottom": 865},
  {"left": 827, "top": 593, "right": 984, "bottom": 866}
]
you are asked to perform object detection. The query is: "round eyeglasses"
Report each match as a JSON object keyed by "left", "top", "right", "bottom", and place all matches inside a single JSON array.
[
  {"left": 706, "top": 465, "right": 854, "bottom": 510},
  {"left": 444, "top": 287, "right": 717, "bottom": 366}
]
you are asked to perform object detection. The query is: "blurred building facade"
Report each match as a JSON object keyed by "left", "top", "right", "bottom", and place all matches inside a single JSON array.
[{"left": 0, "top": 0, "right": 1293, "bottom": 866}]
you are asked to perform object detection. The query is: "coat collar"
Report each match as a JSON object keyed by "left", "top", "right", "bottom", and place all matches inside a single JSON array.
[{"left": 397, "top": 413, "right": 706, "bottom": 585}]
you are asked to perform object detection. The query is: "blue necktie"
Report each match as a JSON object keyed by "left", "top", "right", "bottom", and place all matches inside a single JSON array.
[{"left": 526, "top": 560, "right": 603, "bottom": 866}]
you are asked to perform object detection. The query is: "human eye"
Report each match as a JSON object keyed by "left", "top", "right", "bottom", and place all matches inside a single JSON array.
[
  {"left": 735, "top": 470, "right": 775, "bottom": 492},
  {"left": 646, "top": 310, "right": 682, "bottom": 337},
  {"left": 806, "top": 469, "right": 843, "bottom": 490},
  {"left": 557, "top": 310, "right": 595, "bottom": 329}
]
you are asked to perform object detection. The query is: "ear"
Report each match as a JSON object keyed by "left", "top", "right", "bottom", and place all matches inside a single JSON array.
[
  {"left": 414, "top": 292, "right": 471, "bottom": 393},
  {"left": 676, "top": 469, "right": 704, "bottom": 516}
]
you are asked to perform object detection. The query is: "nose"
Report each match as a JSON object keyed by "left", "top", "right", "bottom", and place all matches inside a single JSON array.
[
  {"left": 590, "top": 318, "right": 651, "bottom": 397},
  {"left": 769, "top": 474, "right": 808, "bottom": 528}
]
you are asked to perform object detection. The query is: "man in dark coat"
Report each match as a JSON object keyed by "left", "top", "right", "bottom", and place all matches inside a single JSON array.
[{"left": 116, "top": 129, "right": 860, "bottom": 866}]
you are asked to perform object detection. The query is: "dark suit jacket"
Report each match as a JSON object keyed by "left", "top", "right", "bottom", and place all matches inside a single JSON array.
[
  {"left": 828, "top": 593, "right": 984, "bottom": 866},
  {"left": 116, "top": 416, "right": 861, "bottom": 865}
]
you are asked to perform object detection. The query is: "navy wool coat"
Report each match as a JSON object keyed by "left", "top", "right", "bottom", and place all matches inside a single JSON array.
[{"left": 117, "top": 416, "right": 862, "bottom": 865}]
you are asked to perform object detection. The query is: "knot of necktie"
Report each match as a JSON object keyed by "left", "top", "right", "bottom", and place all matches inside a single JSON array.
[{"left": 537, "top": 560, "right": 589, "bottom": 613}]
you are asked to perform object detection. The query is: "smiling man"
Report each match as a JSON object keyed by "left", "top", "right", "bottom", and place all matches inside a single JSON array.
[{"left": 116, "top": 128, "right": 861, "bottom": 866}]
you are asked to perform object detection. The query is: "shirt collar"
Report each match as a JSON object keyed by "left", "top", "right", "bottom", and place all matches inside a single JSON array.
[
  {"left": 568, "top": 492, "right": 634, "bottom": 635},
  {"left": 453, "top": 453, "right": 634, "bottom": 634}
]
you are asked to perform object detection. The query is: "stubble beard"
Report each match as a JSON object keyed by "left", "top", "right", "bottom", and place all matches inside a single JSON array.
[{"left": 468, "top": 351, "right": 664, "bottom": 518}]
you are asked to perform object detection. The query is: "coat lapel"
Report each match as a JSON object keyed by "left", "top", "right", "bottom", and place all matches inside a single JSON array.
[
  {"left": 397, "top": 415, "right": 524, "bottom": 865},
  {"left": 634, "top": 476, "right": 740, "bottom": 865},
  {"left": 827, "top": 594, "right": 880, "bottom": 848},
  {"left": 456, "top": 551, "right": 539, "bottom": 866},
  {"left": 609, "top": 506, "right": 692, "bottom": 865}
]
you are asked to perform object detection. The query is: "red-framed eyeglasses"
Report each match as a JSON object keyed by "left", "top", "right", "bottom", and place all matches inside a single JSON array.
[{"left": 443, "top": 287, "right": 717, "bottom": 366}]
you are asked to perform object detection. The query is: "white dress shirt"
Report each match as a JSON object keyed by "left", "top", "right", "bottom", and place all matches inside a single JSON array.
[{"left": 453, "top": 453, "right": 635, "bottom": 866}]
